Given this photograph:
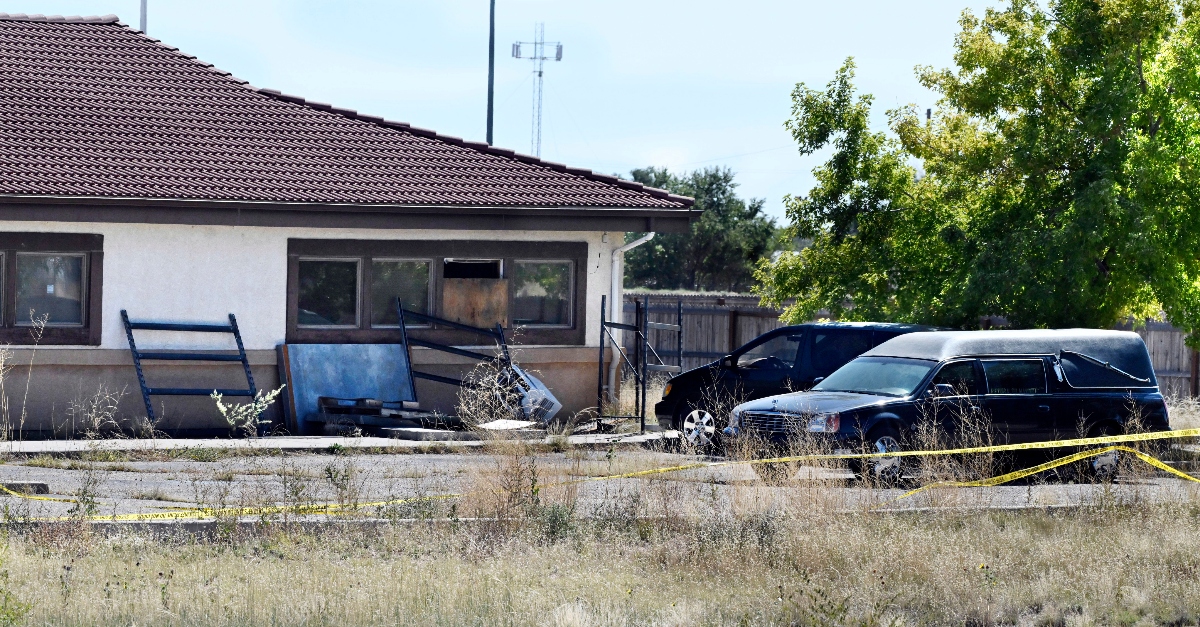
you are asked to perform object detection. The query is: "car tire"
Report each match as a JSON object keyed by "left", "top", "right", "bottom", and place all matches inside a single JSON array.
[
  {"left": 1082, "top": 422, "right": 1122, "bottom": 483},
  {"left": 851, "top": 424, "right": 909, "bottom": 487}
]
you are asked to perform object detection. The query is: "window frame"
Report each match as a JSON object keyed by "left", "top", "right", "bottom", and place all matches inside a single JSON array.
[
  {"left": 510, "top": 258, "right": 575, "bottom": 328},
  {"left": 369, "top": 257, "right": 434, "bottom": 329},
  {"left": 0, "top": 233, "right": 102, "bottom": 346},
  {"left": 286, "top": 239, "right": 587, "bottom": 346},
  {"left": 295, "top": 256, "right": 362, "bottom": 329}
]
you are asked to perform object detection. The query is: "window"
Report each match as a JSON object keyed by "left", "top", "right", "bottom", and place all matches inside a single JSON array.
[
  {"left": 737, "top": 332, "right": 803, "bottom": 369},
  {"left": 0, "top": 233, "right": 102, "bottom": 345},
  {"left": 813, "top": 357, "right": 935, "bottom": 397},
  {"left": 287, "top": 240, "right": 586, "bottom": 345},
  {"left": 982, "top": 359, "right": 1047, "bottom": 394},
  {"left": 17, "top": 254, "right": 85, "bottom": 326},
  {"left": 512, "top": 261, "right": 572, "bottom": 326},
  {"left": 371, "top": 260, "right": 431, "bottom": 327},
  {"left": 931, "top": 360, "right": 982, "bottom": 396},
  {"left": 810, "top": 331, "right": 875, "bottom": 376},
  {"left": 297, "top": 259, "right": 359, "bottom": 327}
]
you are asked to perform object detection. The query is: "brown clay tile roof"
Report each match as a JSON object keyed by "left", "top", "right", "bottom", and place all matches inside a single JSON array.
[{"left": 0, "top": 13, "right": 692, "bottom": 210}]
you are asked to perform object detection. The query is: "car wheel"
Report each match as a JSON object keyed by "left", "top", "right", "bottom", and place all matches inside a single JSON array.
[
  {"left": 853, "top": 425, "right": 908, "bottom": 487},
  {"left": 1085, "top": 423, "right": 1122, "bottom": 483},
  {"left": 678, "top": 406, "right": 720, "bottom": 451}
]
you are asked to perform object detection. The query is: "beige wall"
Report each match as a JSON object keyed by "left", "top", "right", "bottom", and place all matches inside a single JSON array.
[
  {"left": 2, "top": 346, "right": 603, "bottom": 435},
  {"left": 0, "top": 220, "right": 615, "bottom": 350},
  {"left": 0, "top": 221, "right": 620, "bottom": 432}
]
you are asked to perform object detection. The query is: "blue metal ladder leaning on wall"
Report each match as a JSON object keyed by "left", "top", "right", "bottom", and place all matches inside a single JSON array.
[{"left": 121, "top": 310, "right": 258, "bottom": 425}]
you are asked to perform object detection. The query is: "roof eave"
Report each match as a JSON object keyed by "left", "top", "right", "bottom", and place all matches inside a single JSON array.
[{"left": 0, "top": 193, "right": 698, "bottom": 233}]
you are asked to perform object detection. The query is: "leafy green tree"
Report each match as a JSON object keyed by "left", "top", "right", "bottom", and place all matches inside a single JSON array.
[
  {"left": 625, "top": 167, "right": 778, "bottom": 292},
  {"left": 758, "top": 0, "right": 1200, "bottom": 343}
]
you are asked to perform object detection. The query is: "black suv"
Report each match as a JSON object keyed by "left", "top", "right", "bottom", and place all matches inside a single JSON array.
[
  {"left": 655, "top": 322, "right": 934, "bottom": 445},
  {"left": 728, "top": 329, "right": 1170, "bottom": 480}
]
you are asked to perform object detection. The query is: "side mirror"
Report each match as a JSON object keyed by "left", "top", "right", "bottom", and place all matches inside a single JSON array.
[
  {"left": 721, "top": 355, "right": 737, "bottom": 369},
  {"left": 932, "top": 383, "right": 956, "bottom": 397}
]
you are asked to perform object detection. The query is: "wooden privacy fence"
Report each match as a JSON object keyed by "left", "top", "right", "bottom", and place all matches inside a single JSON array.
[
  {"left": 621, "top": 293, "right": 1200, "bottom": 397},
  {"left": 1120, "top": 320, "right": 1199, "bottom": 399},
  {"left": 620, "top": 293, "right": 789, "bottom": 372}
]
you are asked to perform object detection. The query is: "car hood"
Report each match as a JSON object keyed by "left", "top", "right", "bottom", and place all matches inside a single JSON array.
[{"left": 735, "top": 390, "right": 895, "bottom": 415}]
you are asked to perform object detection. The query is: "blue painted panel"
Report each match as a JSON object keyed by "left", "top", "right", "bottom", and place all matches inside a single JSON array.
[{"left": 278, "top": 344, "right": 416, "bottom": 430}]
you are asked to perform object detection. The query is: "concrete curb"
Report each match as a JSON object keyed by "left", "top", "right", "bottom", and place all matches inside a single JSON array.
[{"left": 0, "top": 432, "right": 680, "bottom": 456}]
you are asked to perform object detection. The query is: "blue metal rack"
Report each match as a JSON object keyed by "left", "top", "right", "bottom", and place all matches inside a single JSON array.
[
  {"left": 395, "top": 298, "right": 511, "bottom": 390},
  {"left": 121, "top": 310, "right": 258, "bottom": 424}
]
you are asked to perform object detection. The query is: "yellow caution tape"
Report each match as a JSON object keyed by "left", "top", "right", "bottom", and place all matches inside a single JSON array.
[
  {"left": 0, "top": 482, "right": 80, "bottom": 504},
  {"left": 558, "top": 427, "right": 1200, "bottom": 483},
  {"left": 887, "top": 445, "right": 1200, "bottom": 505},
  {"left": 3, "top": 427, "right": 1196, "bottom": 522}
]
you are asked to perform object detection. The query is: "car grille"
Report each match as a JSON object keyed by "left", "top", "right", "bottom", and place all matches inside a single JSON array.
[{"left": 741, "top": 411, "right": 808, "bottom": 434}]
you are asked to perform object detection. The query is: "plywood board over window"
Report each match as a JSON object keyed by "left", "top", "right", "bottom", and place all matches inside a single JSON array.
[
  {"left": 442, "top": 278, "right": 508, "bottom": 328},
  {"left": 286, "top": 240, "right": 587, "bottom": 346}
]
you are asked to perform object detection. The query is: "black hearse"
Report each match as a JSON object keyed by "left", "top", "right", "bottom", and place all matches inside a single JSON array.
[
  {"left": 655, "top": 322, "right": 934, "bottom": 445},
  {"left": 727, "top": 329, "right": 1169, "bottom": 479}
]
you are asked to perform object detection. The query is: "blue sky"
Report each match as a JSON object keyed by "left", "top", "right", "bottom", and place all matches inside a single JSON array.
[{"left": 10, "top": 0, "right": 996, "bottom": 220}]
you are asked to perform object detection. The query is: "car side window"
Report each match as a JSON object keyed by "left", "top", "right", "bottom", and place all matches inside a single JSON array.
[
  {"left": 736, "top": 333, "right": 803, "bottom": 369},
  {"left": 982, "top": 359, "right": 1047, "bottom": 394},
  {"left": 810, "top": 331, "right": 874, "bottom": 376},
  {"left": 931, "top": 360, "right": 982, "bottom": 395}
]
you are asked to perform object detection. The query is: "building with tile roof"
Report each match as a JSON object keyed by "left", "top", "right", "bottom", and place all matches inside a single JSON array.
[{"left": 0, "top": 13, "right": 694, "bottom": 433}]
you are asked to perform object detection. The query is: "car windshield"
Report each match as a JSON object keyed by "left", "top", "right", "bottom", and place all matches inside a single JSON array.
[{"left": 812, "top": 357, "right": 935, "bottom": 397}]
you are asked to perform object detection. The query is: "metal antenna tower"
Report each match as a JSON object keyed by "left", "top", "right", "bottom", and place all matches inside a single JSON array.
[
  {"left": 485, "top": 0, "right": 495, "bottom": 146},
  {"left": 512, "top": 23, "right": 562, "bottom": 157}
]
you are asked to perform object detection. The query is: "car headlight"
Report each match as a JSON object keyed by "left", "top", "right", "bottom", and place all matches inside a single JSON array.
[
  {"left": 661, "top": 382, "right": 673, "bottom": 399},
  {"left": 806, "top": 412, "right": 840, "bottom": 433},
  {"left": 728, "top": 408, "right": 741, "bottom": 428}
]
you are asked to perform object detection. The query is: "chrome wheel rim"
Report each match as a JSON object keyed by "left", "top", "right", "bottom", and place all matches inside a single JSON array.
[
  {"left": 870, "top": 435, "right": 904, "bottom": 481},
  {"left": 682, "top": 409, "right": 716, "bottom": 446}
]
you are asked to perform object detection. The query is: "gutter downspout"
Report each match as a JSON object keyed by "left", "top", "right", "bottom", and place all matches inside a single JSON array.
[{"left": 608, "top": 233, "right": 655, "bottom": 402}]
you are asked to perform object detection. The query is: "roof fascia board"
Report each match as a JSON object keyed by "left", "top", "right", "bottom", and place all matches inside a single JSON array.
[
  {"left": 0, "top": 196, "right": 693, "bottom": 233},
  {"left": 0, "top": 193, "right": 696, "bottom": 219}
]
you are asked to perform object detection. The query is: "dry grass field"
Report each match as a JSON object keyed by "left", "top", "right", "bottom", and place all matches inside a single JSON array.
[
  {"left": 1, "top": 492, "right": 1200, "bottom": 625},
  {"left": 0, "top": 398, "right": 1194, "bottom": 625}
]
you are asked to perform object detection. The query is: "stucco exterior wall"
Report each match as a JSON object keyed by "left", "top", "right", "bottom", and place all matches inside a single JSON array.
[
  {"left": 0, "top": 221, "right": 615, "bottom": 350},
  {"left": 0, "top": 221, "right": 619, "bottom": 432}
]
